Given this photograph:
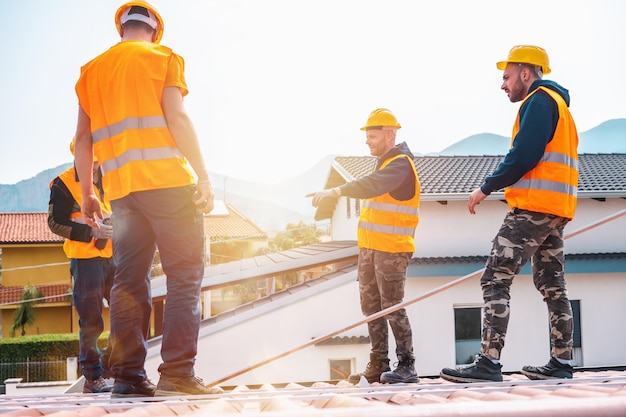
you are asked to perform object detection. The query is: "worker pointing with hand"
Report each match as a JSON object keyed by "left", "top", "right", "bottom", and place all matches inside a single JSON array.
[{"left": 310, "top": 108, "right": 421, "bottom": 385}]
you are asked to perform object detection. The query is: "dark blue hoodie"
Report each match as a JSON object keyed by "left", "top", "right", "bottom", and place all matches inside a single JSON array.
[
  {"left": 339, "top": 141, "right": 417, "bottom": 201},
  {"left": 481, "top": 79, "right": 572, "bottom": 195}
]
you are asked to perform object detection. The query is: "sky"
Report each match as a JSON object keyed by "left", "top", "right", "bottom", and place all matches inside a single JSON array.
[{"left": 0, "top": 0, "right": 625, "bottom": 185}]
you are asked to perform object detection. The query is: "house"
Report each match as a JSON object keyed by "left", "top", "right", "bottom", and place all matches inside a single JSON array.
[
  {"left": 0, "top": 202, "right": 268, "bottom": 339},
  {"left": 0, "top": 212, "right": 73, "bottom": 338},
  {"left": 203, "top": 200, "right": 269, "bottom": 263},
  {"left": 140, "top": 153, "right": 626, "bottom": 388}
]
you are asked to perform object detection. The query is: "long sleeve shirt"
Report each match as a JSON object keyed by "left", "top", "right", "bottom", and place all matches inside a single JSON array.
[
  {"left": 481, "top": 79, "right": 570, "bottom": 195},
  {"left": 338, "top": 141, "right": 417, "bottom": 201}
]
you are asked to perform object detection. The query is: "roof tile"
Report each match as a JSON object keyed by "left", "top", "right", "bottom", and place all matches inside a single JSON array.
[
  {"left": 203, "top": 204, "right": 267, "bottom": 239},
  {"left": 0, "top": 283, "right": 70, "bottom": 306},
  {"left": 334, "top": 153, "right": 626, "bottom": 195},
  {"left": 0, "top": 213, "right": 62, "bottom": 244}
]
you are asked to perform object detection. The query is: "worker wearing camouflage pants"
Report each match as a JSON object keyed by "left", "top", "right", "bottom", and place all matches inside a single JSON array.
[
  {"left": 310, "top": 108, "right": 421, "bottom": 384},
  {"left": 440, "top": 45, "right": 578, "bottom": 384},
  {"left": 358, "top": 249, "right": 414, "bottom": 370},
  {"left": 481, "top": 209, "right": 573, "bottom": 362}
]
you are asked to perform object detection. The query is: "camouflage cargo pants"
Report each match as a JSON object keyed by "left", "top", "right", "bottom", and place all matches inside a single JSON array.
[
  {"left": 357, "top": 248, "right": 414, "bottom": 361},
  {"left": 481, "top": 208, "right": 573, "bottom": 361}
]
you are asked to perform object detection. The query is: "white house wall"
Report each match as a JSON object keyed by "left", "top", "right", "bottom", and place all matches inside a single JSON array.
[{"left": 331, "top": 197, "right": 626, "bottom": 257}]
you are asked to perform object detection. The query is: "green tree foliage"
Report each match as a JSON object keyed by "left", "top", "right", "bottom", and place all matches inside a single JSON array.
[
  {"left": 11, "top": 285, "right": 43, "bottom": 337},
  {"left": 259, "top": 221, "right": 322, "bottom": 254}
]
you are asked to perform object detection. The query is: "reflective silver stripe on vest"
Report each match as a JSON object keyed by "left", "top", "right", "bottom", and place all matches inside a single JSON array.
[
  {"left": 358, "top": 220, "right": 415, "bottom": 237},
  {"left": 541, "top": 152, "right": 579, "bottom": 170},
  {"left": 92, "top": 116, "right": 168, "bottom": 143},
  {"left": 100, "top": 147, "right": 184, "bottom": 175},
  {"left": 509, "top": 179, "right": 578, "bottom": 196},
  {"left": 362, "top": 200, "right": 420, "bottom": 216}
]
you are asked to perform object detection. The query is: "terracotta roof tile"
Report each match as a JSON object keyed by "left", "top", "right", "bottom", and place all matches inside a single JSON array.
[
  {"left": 0, "top": 205, "right": 266, "bottom": 246},
  {"left": 0, "top": 213, "right": 62, "bottom": 244},
  {"left": 0, "top": 283, "right": 70, "bottom": 306},
  {"left": 203, "top": 204, "right": 267, "bottom": 240}
]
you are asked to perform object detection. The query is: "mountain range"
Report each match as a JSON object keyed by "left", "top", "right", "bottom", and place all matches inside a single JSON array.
[{"left": 1, "top": 119, "right": 624, "bottom": 232}]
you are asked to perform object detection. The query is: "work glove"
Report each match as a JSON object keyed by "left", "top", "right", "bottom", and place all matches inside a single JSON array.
[
  {"left": 90, "top": 223, "right": 113, "bottom": 240},
  {"left": 311, "top": 189, "right": 339, "bottom": 207}
]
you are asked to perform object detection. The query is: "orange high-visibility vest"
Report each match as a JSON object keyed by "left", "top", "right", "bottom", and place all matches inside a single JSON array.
[
  {"left": 358, "top": 154, "right": 421, "bottom": 253},
  {"left": 52, "top": 167, "right": 113, "bottom": 259},
  {"left": 505, "top": 86, "right": 579, "bottom": 219},
  {"left": 75, "top": 41, "right": 194, "bottom": 201}
]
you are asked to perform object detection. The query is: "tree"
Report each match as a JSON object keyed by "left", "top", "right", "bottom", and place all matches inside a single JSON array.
[
  {"left": 11, "top": 285, "right": 42, "bottom": 337},
  {"left": 269, "top": 221, "right": 322, "bottom": 252}
]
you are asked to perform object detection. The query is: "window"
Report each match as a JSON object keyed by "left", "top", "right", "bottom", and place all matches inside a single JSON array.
[
  {"left": 570, "top": 299, "right": 583, "bottom": 366},
  {"left": 355, "top": 198, "right": 360, "bottom": 216},
  {"left": 329, "top": 359, "right": 353, "bottom": 380},
  {"left": 571, "top": 299, "right": 582, "bottom": 348},
  {"left": 454, "top": 307, "right": 482, "bottom": 365},
  {"left": 346, "top": 197, "right": 351, "bottom": 219}
]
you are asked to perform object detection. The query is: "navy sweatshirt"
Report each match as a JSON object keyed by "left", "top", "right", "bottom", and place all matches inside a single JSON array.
[
  {"left": 338, "top": 141, "right": 416, "bottom": 201},
  {"left": 481, "top": 79, "right": 571, "bottom": 195}
]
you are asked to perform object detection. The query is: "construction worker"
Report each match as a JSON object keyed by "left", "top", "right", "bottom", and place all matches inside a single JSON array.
[
  {"left": 73, "top": 1, "right": 219, "bottom": 397},
  {"left": 311, "top": 108, "right": 421, "bottom": 384},
  {"left": 47, "top": 139, "right": 114, "bottom": 394},
  {"left": 440, "top": 45, "right": 579, "bottom": 383}
]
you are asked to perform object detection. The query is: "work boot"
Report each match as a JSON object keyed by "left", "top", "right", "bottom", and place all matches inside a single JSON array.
[
  {"left": 380, "top": 354, "right": 419, "bottom": 384},
  {"left": 521, "top": 357, "right": 573, "bottom": 380},
  {"left": 156, "top": 375, "right": 224, "bottom": 396},
  {"left": 348, "top": 354, "right": 390, "bottom": 384},
  {"left": 111, "top": 379, "right": 157, "bottom": 398},
  {"left": 83, "top": 376, "right": 113, "bottom": 393},
  {"left": 440, "top": 354, "right": 503, "bottom": 383}
]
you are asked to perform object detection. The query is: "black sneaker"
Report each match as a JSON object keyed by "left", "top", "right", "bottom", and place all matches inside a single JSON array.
[
  {"left": 440, "top": 354, "right": 503, "bottom": 383},
  {"left": 380, "top": 355, "right": 419, "bottom": 384},
  {"left": 155, "top": 375, "right": 224, "bottom": 396},
  {"left": 348, "top": 356, "right": 390, "bottom": 384},
  {"left": 111, "top": 379, "right": 156, "bottom": 398},
  {"left": 83, "top": 376, "right": 113, "bottom": 393},
  {"left": 521, "top": 357, "right": 573, "bottom": 380}
]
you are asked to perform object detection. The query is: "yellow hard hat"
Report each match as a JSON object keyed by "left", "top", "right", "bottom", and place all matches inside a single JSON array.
[
  {"left": 496, "top": 45, "right": 551, "bottom": 75},
  {"left": 360, "top": 108, "right": 402, "bottom": 131},
  {"left": 70, "top": 136, "right": 97, "bottom": 162},
  {"left": 115, "top": 1, "right": 164, "bottom": 44}
]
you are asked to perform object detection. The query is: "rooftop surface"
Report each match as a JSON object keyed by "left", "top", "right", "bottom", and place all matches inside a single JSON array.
[{"left": 3, "top": 370, "right": 626, "bottom": 416}]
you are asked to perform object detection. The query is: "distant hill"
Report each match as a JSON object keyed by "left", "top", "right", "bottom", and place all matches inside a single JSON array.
[
  {"left": 0, "top": 163, "right": 73, "bottom": 212},
  {"left": 436, "top": 118, "right": 626, "bottom": 156}
]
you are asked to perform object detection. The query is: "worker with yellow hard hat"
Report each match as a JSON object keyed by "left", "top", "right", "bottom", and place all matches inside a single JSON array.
[
  {"left": 310, "top": 108, "right": 421, "bottom": 385},
  {"left": 73, "top": 1, "right": 220, "bottom": 398},
  {"left": 48, "top": 138, "right": 114, "bottom": 393},
  {"left": 441, "top": 45, "right": 579, "bottom": 384}
]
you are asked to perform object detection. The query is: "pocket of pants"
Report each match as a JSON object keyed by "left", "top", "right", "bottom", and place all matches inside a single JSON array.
[{"left": 383, "top": 272, "right": 406, "bottom": 301}]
